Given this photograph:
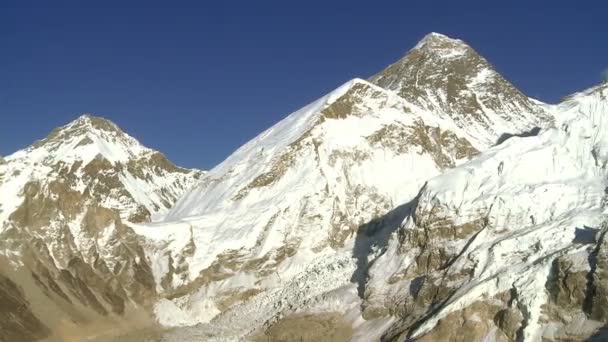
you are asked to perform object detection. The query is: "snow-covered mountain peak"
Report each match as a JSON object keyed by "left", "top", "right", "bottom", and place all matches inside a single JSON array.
[
  {"left": 8, "top": 113, "right": 149, "bottom": 166},
  {"left": 129, "top": 74, "right": 487, "bottom": 336},
  {"left": 72, "top": 113, "right": 120, "bottom": 130},
  {"left": 1, "top": 114, "right": 203, "bottom": 224},
  {"left": 413, "top": 32, "right": 469, "bottom": 57},
  {"left": 0, "top": 113, "right": 207, "bottom": 340},
  {"left": 370, "top": 33, "right": 553, "bottom": 148},
  {"left": 191, "top": 78, "right": 402, "bottom": 181}
]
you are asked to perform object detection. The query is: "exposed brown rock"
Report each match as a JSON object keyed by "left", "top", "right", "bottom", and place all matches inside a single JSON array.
[
  {"left": 415, "top": 299, "right": 516, "bottom": 342},
  {"left": 234, "top": 152, "right": 295, "bottom": 200},
  {"left": 320, "top": 82, "right": 397, "bottom": 120},
  {"left": 253, "top": 312, "right": 353, "bottom": 342},
  {"left": 2, "top": 175, "right": 158, "bottom": 340},
  {"left": 545, "top": 257, "right": 588, "bottom": 312},
  {"left": 75, "top": 136, "right": 94, "bottom": 147},
  {"left": 147, "top": 152, "right": 190, "bottom": 175},
  {"left": 589, "top": 229, "right": 608, "bottom": 321},
  {"left": 363, "top": 204, "right": 488, "bottom": 337},
  {"left": 367, "top": 120, "right": 478, "bottom": 168},
  {"left": 0, "top": 273, "right": 51, "bottom": 342}
]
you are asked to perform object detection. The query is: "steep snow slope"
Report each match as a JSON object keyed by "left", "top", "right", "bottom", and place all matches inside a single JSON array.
[
  {"left": 370, "top": 32, "right": 553, "bottom": 148},
  {"left": 363, "top": 83, "right": 608, "bottom": 341},
  {"left": 168, "top": 78, "right": 475, "bottom": 221}
]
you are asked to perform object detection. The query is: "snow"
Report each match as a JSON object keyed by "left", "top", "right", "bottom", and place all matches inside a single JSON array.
[
  {"left": 130, "top": 221, "right": 194, "bottom": 289},
  {"left": 156, "top": 252, "right": 359, "bottom": 340},
  {"left": 0, "top": 114, "right": 202, "bottom": 231},
  {"left": 132, "top": 79, "right": 480, "bottom": 294},
  {"left": 413, "top": 32, "right": 467, "bottom": 51},
  {"left": 367, "top": 81, "right": 608, "bottom": 340},
  {"left": 154, "top": 296, "right": 221, "bottom": 327}
]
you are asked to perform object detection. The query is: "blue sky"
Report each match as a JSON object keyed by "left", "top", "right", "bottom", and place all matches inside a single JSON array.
[{"left": 1, "top": 1, "right": 606, "bottom": 169}]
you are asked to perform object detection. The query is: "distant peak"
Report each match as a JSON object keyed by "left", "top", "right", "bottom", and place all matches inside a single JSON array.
[{"left": 29, "top": 113, "right": 137, "bottom": 154}]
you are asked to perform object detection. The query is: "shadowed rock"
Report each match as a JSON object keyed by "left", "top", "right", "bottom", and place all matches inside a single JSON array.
[{"left": 495, "top": 126, "right": 541, "bottom": 145}]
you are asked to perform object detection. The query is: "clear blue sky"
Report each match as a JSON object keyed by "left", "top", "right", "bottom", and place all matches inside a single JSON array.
[{"left": 1, "top": 1, "right": 606, "bottom": 169}]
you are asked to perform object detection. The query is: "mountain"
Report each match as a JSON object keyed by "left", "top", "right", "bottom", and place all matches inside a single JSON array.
[
  {"left": 370, "top": 33, "right": 553, "bottom": 147},
  {"left": 363, "top": 82, "right": 608, "bottom": 341},
  {"left": 0, "top": 31, "right": 577, "bottom": 342},
  {"left": 1, "top": 114, "right": 203, "bottom": 224},
  {"left": 0, "top": 114, "right": 203, "bottom": 341},
  {"left": 125, "top": 34, "right": 553, "bottom": 340},
  {"left": 132, "top": 78, "right": 481, "bottom": 332}
]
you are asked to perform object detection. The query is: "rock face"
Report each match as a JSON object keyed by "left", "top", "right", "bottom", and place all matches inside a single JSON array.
[{"left": 0, "top": 114, "right": 203, "bottom": 341}]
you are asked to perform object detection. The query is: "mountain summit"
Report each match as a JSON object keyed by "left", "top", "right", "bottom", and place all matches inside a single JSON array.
[
  {"left": 412, "top": 32, "right": 468, "bottom": 50},
  {"left": 370, "top": 32, "right": 553, "bottom": 147},
  {"left": 3, "top": 114, "right": 203, "bottom": 223},
  {"left": 28, "top": 114, "right": 152, "bottom": 165}
]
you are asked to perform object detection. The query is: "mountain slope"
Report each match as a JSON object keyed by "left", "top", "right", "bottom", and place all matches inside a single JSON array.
[
  {"left": 0, "top": 114, "right": 203, "bottom": 341},
  {"left": 130, "top": 77, "right": 484, "bottom": 335},
  {"left": 363, "top": 82, "right": 608, "bottom": 341},
  {"left": 370, "top": 32, "right": 553, "bottom": 148}
]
